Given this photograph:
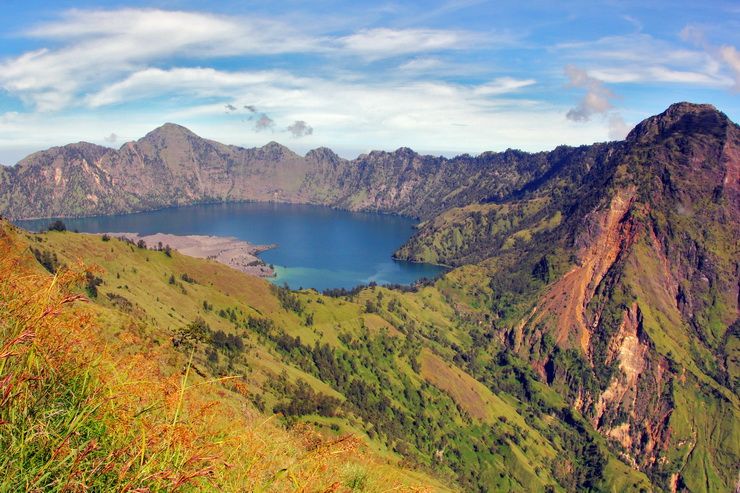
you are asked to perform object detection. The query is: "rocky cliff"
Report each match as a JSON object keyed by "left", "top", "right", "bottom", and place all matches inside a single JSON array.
[
  {"left": 430, "top": 103, "right": 739, "bottom": 491},
  {"left": 0, "top": 123, "right": 556, "bottom": 220}
]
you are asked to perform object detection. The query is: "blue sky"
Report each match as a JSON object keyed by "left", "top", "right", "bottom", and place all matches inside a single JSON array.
[{"left": 0, "top": 1, "right": 738, "bottom": 164}]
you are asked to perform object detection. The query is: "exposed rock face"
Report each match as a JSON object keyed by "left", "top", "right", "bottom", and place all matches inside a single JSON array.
[
  {"left": 0, "top": 123, "right": 552, "bottom": 220},
  {"left": 420, "top": 103, "right": 738, "bottom": 491},
  {"left": 530, "top": 103, "right": 739, "bottom": 490}
]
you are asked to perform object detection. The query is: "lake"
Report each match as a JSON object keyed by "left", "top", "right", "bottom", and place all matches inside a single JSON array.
[{"left": 16, "top": 202, "right": 447, "bottom": 291}]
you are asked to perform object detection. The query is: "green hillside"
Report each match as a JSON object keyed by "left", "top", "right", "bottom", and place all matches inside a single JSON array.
[
  {"left": 2, "top": 102, "right": 737, "bottom": 492},
  {"left": 6, "top": 223, "right": 657, "bottom": 492}
]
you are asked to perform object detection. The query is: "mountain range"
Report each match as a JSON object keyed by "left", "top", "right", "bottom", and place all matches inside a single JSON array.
[
  {"left": 0, "top": 117, "right": 622, "bottom": 223},
  {"left": 1, "top": 102, "right": 738, "bottom": 492}
]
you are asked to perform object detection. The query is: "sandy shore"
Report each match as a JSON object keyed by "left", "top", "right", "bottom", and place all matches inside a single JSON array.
[{"left": 106, "top": 232, "right": 276, "bottom": 277}]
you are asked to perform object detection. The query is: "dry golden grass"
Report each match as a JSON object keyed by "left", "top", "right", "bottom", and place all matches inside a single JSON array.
[{"left": 0, "top": 223, "right": 439, "bottom": 492}]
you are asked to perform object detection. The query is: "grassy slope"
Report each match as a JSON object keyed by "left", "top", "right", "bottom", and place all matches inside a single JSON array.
[
  {"left": 2, "top": 223, "right": 449, "bottom": 492},
  {"left": 24, "top": 228, "right": 654, "bottom": 492}
]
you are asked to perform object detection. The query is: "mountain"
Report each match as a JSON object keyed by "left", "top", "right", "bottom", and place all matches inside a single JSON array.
[
  {"left": 1, "top": 123, "right": 600, "bottom": 221},
  {"left": 399, "top": 102, "right": 739, "bottom": 490},
  {"left": 1, "top": 102, "right": 738, "bottom": 492}
]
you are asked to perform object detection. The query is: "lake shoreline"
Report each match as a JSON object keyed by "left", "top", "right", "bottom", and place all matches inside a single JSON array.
[
  {"left": 17, "top": 202, "right": 447, "bottom": 290},
  {"left": 102, "top": 232, "right": 277, "bottom": 278}
]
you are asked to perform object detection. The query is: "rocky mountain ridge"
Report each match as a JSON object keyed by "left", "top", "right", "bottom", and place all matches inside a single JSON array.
[
  {"left": 0, "top": 122, "right": 605, "bottom": 221},
  {"left": 418, "top": 102, "right": 739, "bottom": 491}
]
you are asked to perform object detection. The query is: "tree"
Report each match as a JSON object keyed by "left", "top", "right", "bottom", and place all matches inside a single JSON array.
[
  {"left": 47, "top": 220, "right": 66, "bottom": 232},
  {"left": 85, "top": 271, "right": 103, "bottom": 298},
  {"left": 173, "top": 317, "right": 211, "bottom": 348}
]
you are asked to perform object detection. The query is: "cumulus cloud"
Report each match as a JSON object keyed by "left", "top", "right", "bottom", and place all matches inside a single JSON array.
[
  {"left": 225, "top": 104, "right": 237, "bottom": 112},
  {"left": 104, "top": 132, "right": 118, "bottom": 144},
  {"left": 564, "top": 65, "right": 616, "bottom": 122},
  {"left": 287, "top": 120, "right": 313, "bottom": 138},
  {"left": 254, "top": 114, "right": 274, "bottom": 131}
]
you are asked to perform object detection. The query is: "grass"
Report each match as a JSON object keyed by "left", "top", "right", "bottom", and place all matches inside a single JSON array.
[
  {"left": 1, "top": 223, "right": 446, "bottom": 492},
  {"left": 10, "top": 224, "right": 704, "bottom": 492}
]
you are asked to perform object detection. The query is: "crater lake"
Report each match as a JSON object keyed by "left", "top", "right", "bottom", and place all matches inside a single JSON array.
[{"left": 16, "top": 202, "right": 447, "bottom": 291}]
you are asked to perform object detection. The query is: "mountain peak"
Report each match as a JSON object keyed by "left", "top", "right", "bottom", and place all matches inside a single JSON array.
[
  {"left": 140, "top": 123, "right": 199, "bottom": 144},
  {"left": 255, "top": 141, "right": 298, "bottom": 160},
  {"left": 306, "top": 147, "right": 341, "bottom": 163},
  {"left": 626, "top": 102, "right": 730, "bottom": 143}
]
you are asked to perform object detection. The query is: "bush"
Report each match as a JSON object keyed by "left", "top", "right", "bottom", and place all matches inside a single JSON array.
[
  {"left": 31, "top": 248, "right": 60, "bottom": 273},
  {"left": 272, "top": 284, "right": 304, "bottom": 314},
  {"left": 85, "top": 271, "right": 103, "bottom": 298},
  {"left": 273, "top": 379, "right": 341, "bottom": 417},
  {"left": 47, "top": 220, "right": 66, "bottom": 232},
  {"left": 180, "top": 273, "right": 197, "bottom": 284},
  {"left": 211, "top": 330, "right": 244, "bottom": 352},
  {"left": 173, "top": 317, "right": 211, "bottom": 348}
]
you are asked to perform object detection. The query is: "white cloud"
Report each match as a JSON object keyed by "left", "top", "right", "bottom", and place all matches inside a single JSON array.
[
  {"left": 0, "top": 8, "right": 488, "bottom": 111},
  {"left": 718, "top": 46, "right": 740, "bottom": 91},
  {"left": 473, "top": 77, "right": 536, "bottom": 95},
  {"left": 608, "top": 115, "right": 631, "bottom": 140},
  {"left": 338, "top": 28, "right": 479, "bottom": 59},
  {"left": 0, "top": 64, "right": 612, "bottom": 161},
  {"left": 564, "top": 65, "right": 616, "bottom": 121},
  {"left": 85, "top": 67, "right": 295, "bottom": 107},
  {"left": 678, "top": 25, "right": 740, "bottom": 92},
  {"left": 556, "top": 33, "right": 732, "bottom": 88},
  {"left": 399, "top": 57, "right": 444, "bottom": 71},
  {"left": 1, "top": 112, "right": 20, "bottom": 124}
]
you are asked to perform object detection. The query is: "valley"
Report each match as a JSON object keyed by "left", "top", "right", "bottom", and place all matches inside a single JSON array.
[{"left": 1, "top": 102, "right": 738, "bottom": 492}]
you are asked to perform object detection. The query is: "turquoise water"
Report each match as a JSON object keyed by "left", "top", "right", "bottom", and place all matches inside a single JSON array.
[{"left": 16, "top": 202, "right": 447, "bottom": 291}]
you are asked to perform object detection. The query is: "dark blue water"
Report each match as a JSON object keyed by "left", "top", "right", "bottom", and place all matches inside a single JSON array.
[{"left": 16, "top": 202, "right": 446, "bottom": 291}]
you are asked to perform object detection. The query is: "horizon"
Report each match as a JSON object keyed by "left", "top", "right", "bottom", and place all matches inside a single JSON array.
[
  {"left": 1, "top": 1, "right": 738, "bottom": 164},
  {"left": 1, "top": 101, "right": 735, "bottom": 166}
]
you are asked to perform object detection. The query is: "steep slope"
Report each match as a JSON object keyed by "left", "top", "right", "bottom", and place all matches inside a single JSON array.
[
  {"left": 13, "top": 224, "right": 660, "bottom": 492},
  {"left": 2, "top": 102, "right": 736, "bottom": 492},
  {"left": 427, "top": 103, "right": 739, "bottom": 491},
  {"left": 1, "top": 221, "right": 447, "bottom": 492}
]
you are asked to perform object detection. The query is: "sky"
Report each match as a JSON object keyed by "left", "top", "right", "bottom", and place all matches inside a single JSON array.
[{"left": 0, "top": 1, "right": 738, "bottom": 164}]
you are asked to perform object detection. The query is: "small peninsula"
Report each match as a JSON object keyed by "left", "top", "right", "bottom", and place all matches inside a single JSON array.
[{"left": 106, "top": 232, "right": 275, "bottom": 277}]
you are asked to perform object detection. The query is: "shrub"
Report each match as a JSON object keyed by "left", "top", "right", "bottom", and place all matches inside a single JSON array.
[
  {"left": 47, "top": 220, "right": 66, "bottom": 232},
  {"left": 31, "top": 247, "right": 60, "bottom": 273}
]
